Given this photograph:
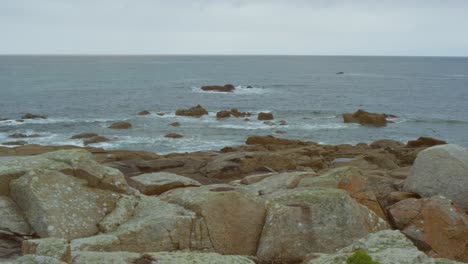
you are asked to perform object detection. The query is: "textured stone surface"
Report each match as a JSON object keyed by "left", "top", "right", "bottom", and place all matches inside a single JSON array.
[
  {"left": 256, "top": 187, "right": 388, "bottom": 263},
  {"left": 0, "top": 196, "right": 31, "bottom": 235},
  {"left": 128, "top": 172, "right": 201, "bottom": 195},
  {"left": 387, "top": 196, "right": 468, "bottom": 262},
  {"left": 305, "top": 230, "right": 463, "bottom": 264},
  {"left": 10, "top": 170, "right": 119, "bottom": 240},
  {"left": 404, "top": 144, "right": 468, "bottom": 209},
  {"left": 161, "top": 185, "right": 266, "bottom": 255},
  {"left": 22, "top": 238, "right": 71, "bottom": 263}
]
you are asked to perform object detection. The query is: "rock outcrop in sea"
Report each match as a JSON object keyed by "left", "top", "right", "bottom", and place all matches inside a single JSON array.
[
  {"left": 342, "top": 109, "right": 396, "bottom": 127},
  {"left": 0, "top": 136, "right": 466, "bottom": 263}
]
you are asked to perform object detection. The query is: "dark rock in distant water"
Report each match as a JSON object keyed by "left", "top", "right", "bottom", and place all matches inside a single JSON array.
[
  {"left": 175, "top": 105, "right": 208, "bottom": 118},
  {"left": 275, "top": 130, "right": 286, "bottom": 134},
  {"left": 257, "top": 112, "right": 274, "bottom": 121},
  {"left": 169, "top": 122, "right": 181, "bottom": 127},
  {"left": 336, "top": 72, "right": 344, "bottom": 75},
  {"left": 2, "top": 141, "right": 28, "bottom": 146},
  {"left": 156, "top": 112, "right": 165, "bottom": 116},
  {"left": 342, "top": 109, "right": 392, "bottom": 127},
  {"left": 71, "top": 133, "right": 99, "bottom": 139},
  {"left": 406, "top": 137, "right": 447, "bottom": 148},
  {"left": 165, "top": 133, "right": 184, "bottom": 139},
  {"left": 83, "top": 136, "right": 111, "bottom": 145},
  {"left": 8, "top": 133, "right": 41, "bottom": 138},
  {"left": 138, "top": 110, "right": 151, "bottom": 116},
  {"left": 216, "top": 108, "right": 251, "bottom": 119},
  {"left": 109, "top": 121, "right": 132, "bottom": 129},
  {"left": 21, "top": 113, "right": 47, "bottom": 119},
  {"left": 201, "top": 84, "right": 235, "bottom": 92}
]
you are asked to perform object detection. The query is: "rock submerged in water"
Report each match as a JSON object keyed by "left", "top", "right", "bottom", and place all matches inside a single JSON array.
[
  {"left": 342, "top": 109, "right": 395, "bottom": 127},
  {"left": 165, "top": 133, "right": 183, "bottom": 139},
  {"left": 137, "top": 110, "right": 150, "bottom": 116},
  {"left": 8, "top": 133, "right": 40, "bottom": 139},
  {"left": 257, "top": 112, "right": 274, "bottom": 120},
  {"left": 21, "top": 113, "right": 47, "bottom": 119},
  {"left": 216, "top": 108, "right": 251, "bottom": 119},
  {"left": 83, "top": 136, "right": 111, "bottom": 146},
  {"left": 109, "top": 121, "right": 132, "bottom": 129},
  {"left": 201, "top": 84, "right": 235, "bottom": 92},
  {"left": 2, "top": 141, "right": 28, "bottom": 146},
  {"left": 71, "top": 133, "right": 99, "bottom": 139},
  {"left": 175, "top": 105, "right": 208, "bottom": 117}
]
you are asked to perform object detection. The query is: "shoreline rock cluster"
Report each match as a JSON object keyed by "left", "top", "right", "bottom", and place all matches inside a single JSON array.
[{"left": 0, "top": 135, "right": 466, "bottom": 263}]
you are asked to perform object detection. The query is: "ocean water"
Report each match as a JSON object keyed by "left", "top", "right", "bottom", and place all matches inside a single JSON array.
[{"left": 0, "top": 55, "right": 467, "bottom": 154}]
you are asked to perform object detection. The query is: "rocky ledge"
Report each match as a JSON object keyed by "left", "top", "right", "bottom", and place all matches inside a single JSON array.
[{"left": 0, "top": 136, "right": 466, "bottom": 264}]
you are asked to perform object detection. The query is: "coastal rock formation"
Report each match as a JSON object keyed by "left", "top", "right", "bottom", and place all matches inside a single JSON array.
[
  {"left": 70, "top": 133, "right": 98, "bottom": 139},
  {"left": 201, "top": 84, "right": 235, "bottom": 92},
  {"left": 406, "top": 136, "right": 447, "bottom": 148},
  {"left": 387, "top": 196, "right": 468, "bottom": 262},
  {"left": 137, "top": 110, "right": 150, "bottom": 115},
  {"left": 165, "top": 133, "right": 183, "bottom": 139},
  {"left": 161, "top": 185, "right": 266, "bottom": 255},
  {"left": 216, "top": 108, "right": 251, "bottom": 119},
  {"left": 256, "top": 188, "right": 388, "bottom": 263},
  {"left": 245, "top": 135, "right": 307, "bottom": 146},
  {"left": 175, "top": 105, "right": 208, "bottom": 117},
  {"left": 257, "top": 112, "right": 274, "bottom": 120},
  {"left": 109, "top": 121, "right": 132, "bottom": 129},
  {"left": 305, "top": 230, "right": 462, "bottom": 264},
  {"left": 83, "top": 136, "right": 110, "bottom": 145},
  {"left": 8, "top": 133, "right": 40, "bottom": 139},
  {"left": 21, "top": 113, "right": 47, "bottom": 119},
  {"left": 342, "top": 109, "right": 394, "bottom": 127},
  {"left": 404, "top": 144, "right": 468, "bottom": 209},
  {"left": 22, "top": 238, "right": 71, "bottom": 263},
  {"left": 128, "top": 172, "right": 201, "bottom": 195},
  {"left": 72, "top": 251, "right": 255, "bottom": 264}
]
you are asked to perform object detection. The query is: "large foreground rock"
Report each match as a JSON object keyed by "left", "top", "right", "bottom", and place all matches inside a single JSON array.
[
  {"left": 72, "top": 251, "right": 255, "bottom": 264},
  {"left": 256, "top": 187, "right": 388, "bottom": 263},
  {"left": 305, "top": 230, "right": 463, "bottom": 264},
  {"left": 161, "top": 185, "right": 266, "bottom": 255},
  {"left": 404, "top": 144, "right": 468, "bottom": 210},
  {"left": 10, "top": 170, "right": 120, "bottom": 240},
  {"left": 128, "top": 172, "right": 201, "bottom": 195},
  {"left": 387, "top": 196, "right": 468, "bottom": 262},
  {"left": 71, "top": 196, "right": 208, "bottom": 253}
]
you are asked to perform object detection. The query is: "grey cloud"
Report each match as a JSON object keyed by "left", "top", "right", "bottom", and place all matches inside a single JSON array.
[{"left": 0, "top": 0, "right": 467, "bottom": 55}]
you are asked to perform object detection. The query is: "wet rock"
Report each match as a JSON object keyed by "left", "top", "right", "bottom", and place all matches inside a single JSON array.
[
  {"left": 169, "top": 122, "right": 180, "bottom": 127},
  {"left": 156, "top": 112, "right": 165, "bottom": 116},
  {"left": 387, "top": 196, "right": 468, "bottom": 262},
  {"left": 275, "top": 130, "right": 286, "bottom": 134},
  {"left": 2, "top": 141, "right": 28, "bottom": 146},
  {"left": 305, "top": 230, "right": 461, "bottom": 264},
  {"left": 216, "top": 109, "right": 251, "bottom": 119},
  {"left": 406, "top": 137, "right": 447, "bottom": 148},
  {"left": 70, "top": 133, "right": 98, "bottom": 139},
  {"left": 128, "top": 172, "right": 201, "bottom": 195},
  {"left": 216, "top": 110, "right": 231, "bottom": 119},
  {"left": 257, "top": 112, "right": 274, "bottom": 120},
  {"left": 342, "top": 109, "right": 392, "bottom": 127},
  {"left": 83, "top": 136, "right": 111, "bottom": 146},
  {"left": 256, "top": 188, "right": 388, "bottom": 263},
  {"left": 245, "top": 135, "right": 307, "bottom": 146},
  {"left": 8, "top": 133, "right": 40, "bottom": 139},
  {"left": 109, "top": 121, "right": 132, "bottom": 129},
  {"left": 164, "top": 133, "right": 183, "bottom": 139},
  {"left": 137, "top": 110, "right": 150, "bottom": 116},
  {"left": 175, "top": 105, "right": 208, "bottom": 118},
  {"left": 201, "top": 84, "right": 235, "bottom": 92},
  {"left": 21, "top": 113, "right": 47, "bottom": 119},
  {"left": 404, "top": 144, "right": 468, "bottom": 210}
]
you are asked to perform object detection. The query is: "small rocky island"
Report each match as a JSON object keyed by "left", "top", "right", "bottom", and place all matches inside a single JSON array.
[{"left": 0, "top": 134, "right": 466, "bottom": 264}]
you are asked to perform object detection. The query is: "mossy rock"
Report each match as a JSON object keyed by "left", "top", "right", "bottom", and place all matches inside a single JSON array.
[{"left": 347, "top": 250, "right": 380, "bottom": 264}]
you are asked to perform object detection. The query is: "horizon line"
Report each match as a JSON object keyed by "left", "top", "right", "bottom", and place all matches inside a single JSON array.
[{"left": 0, "top": 53, "right": 467, "bottom": 58}]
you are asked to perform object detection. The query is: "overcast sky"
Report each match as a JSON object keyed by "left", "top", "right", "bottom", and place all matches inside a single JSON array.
[{"left": 1, "top": 0, "right": 468, "bottom": 56}]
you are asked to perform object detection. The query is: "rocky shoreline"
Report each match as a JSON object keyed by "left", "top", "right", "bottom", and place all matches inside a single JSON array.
[{"left": 0, "top": 135, "right": 467, "bottom": 263}]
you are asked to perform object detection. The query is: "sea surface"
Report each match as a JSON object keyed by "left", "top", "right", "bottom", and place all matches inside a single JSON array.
[{"left": 1, "top": 55, "right": 467, "bottom": 154}]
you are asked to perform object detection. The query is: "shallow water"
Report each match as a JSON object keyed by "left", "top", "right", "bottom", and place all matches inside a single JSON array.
[{"left": 1, "top": 55, "right": 467, "bottom": 153}]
